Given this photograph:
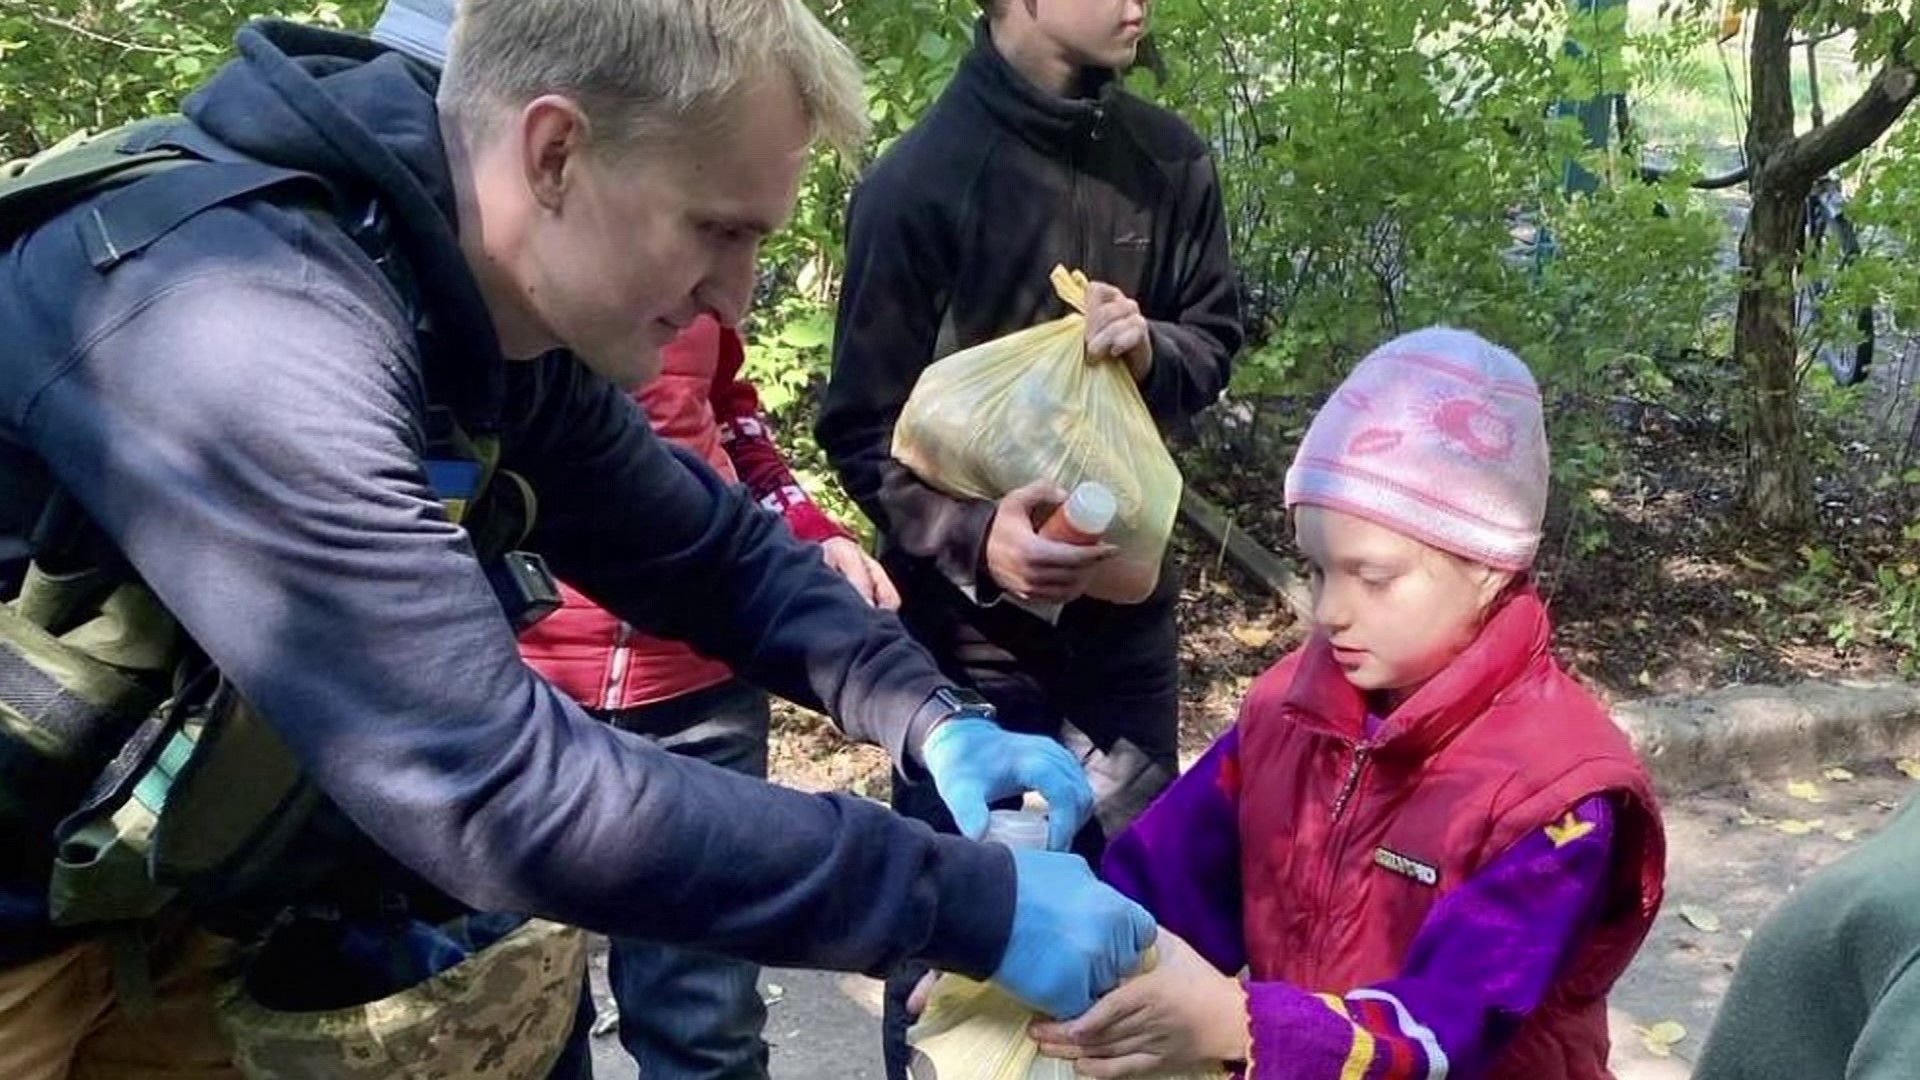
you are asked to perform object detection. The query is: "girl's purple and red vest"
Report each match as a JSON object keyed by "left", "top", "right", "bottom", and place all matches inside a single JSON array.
[{"left": 1235, "top": 590, "right": 1665, "bottom": 1079}]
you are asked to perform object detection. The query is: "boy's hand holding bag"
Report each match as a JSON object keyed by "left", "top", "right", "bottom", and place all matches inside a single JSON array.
[{"left": 891, "top": 266, "right": 1182, "bottom": 608}]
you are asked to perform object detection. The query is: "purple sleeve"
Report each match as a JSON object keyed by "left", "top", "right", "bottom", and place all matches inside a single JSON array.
[
  {"left": 1101, "top": 729, "right": 1247, "bottom": 975},
  {"left": 1239, "top": 796, "right": 1617, "bottom": 1080}
]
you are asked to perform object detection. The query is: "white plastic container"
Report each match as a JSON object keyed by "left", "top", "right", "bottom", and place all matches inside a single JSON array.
[
  {"left": 981, "top": 808, "right": 1050, "bottom": 851},
  {"left": 1038, "top": 481, "right": 1118, "bottom": 545}
]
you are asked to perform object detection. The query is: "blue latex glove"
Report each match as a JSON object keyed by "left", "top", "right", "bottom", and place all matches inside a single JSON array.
[
  {"left": 920, "top": 716, "right": 1093, "bottom": 850},
  {"left": 994, "top": 848, "right": 1157, "bottom": 1019}
]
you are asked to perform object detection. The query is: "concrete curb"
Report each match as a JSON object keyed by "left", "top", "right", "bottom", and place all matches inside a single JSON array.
[{"left": 1614, "top": 679, "right": 1920, "bottom": 794}]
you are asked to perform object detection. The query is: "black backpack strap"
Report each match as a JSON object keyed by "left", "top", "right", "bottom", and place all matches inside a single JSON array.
[
  {"left": 3, "top": 118, "right": 334, "bottom": 268},
  {"left": 79, "top": 160, "right": 331, "bottom": 272}
]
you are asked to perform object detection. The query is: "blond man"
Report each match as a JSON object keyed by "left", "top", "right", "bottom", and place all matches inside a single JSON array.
[{"left": 0, "top": 1, "right": 1153, "bottom": 1075}]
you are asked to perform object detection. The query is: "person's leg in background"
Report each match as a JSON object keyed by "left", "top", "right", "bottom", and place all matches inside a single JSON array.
[
  {"left": 601, "top": 679, "right": 774, "bottom": 1080},
  {"left": 879, "top": 582, "right": 1076, "bottom": 1080},
  {"left": 878, "top": 567, "right": 1183, "bottom": 1080},
  {"left": 1055, "top": 570, "right": 1182, "bottom": 842},
  {"left": 0, "top": 923, "right": 245, "bottom": 1080},
  {"left": 0, "top": 941, "right": 105, "bottom": 1080}
]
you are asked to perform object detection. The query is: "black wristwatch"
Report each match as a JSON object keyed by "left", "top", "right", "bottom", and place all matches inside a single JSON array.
[
  {"left": 928, "top": 686, "right": 996, "bottom": 726},
  {"left": 911, "top": 687, "right": 998, "bottom": 770}
]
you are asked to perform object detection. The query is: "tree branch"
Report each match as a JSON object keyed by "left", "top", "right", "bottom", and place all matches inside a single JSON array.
[
  {"left": 1188, "top": 0, "right": 1268, "bottom": 152},
  {"left": 24, "top": 9, "right": 172, "bottom": 56},
  {"left": 1769, "top": 56, "right": 1920, "bottom": 188}
]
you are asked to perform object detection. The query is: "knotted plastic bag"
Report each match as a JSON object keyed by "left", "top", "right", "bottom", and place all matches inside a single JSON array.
[
  {"left": 905, "top": 973, "right": 1229, "bottom": 1080},
  {"left": 891, "top": 266, "right": 1182, "bottom": 604}
]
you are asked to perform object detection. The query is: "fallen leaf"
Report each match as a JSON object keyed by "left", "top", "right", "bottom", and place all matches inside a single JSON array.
[
  {"left": 1737, "top": 807, "right": 1775, "bottom": 827},
  {"left": 1786, "top": 780, "right": 1826, "bottom": 803},
  {"left": 762, "top": 982, "right": 787, "bottom": 1006},
  {"left": 1822, "top": 766, "right": 1856, "bottom": 782},
  {"left": 1734, "top": 551, "right": 1775, "bottom": 573},
  {"left": 1739, "top": 928, "right": 1754, "bottom": 940},
  {"left": 1678, "top": 904, "right": 1722, "bottom": 933},
  {"left": 1875, "top": 800, "right": 1900, "bottom": 811},
  {"left": 1647, "top": 1020, "right": 1687, "bottom": 1043},
  {"left": 1775, "top": 818, "right": 1822, "bottom": 836},
  {"left": 1637, "top": 1020, "right": 1688, "bottom": 1057},
  {"left": 1897, "top": 759, "right": 1920, "bottom": 780},
  {"left": 1230, "top": 624, "right": 1276, "bottom": 649},
  {"left": 1835, "top": 829, "right": 1860, "bottom": 843}
]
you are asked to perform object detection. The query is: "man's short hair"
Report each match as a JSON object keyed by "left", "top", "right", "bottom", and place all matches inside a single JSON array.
[{"left": 438, "top": 0, "right": 869, "bottom": 159}]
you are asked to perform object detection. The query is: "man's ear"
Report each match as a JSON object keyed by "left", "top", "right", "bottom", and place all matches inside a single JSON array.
[{"left": 520, "top": 95, "right": 591, "bottom": 211}]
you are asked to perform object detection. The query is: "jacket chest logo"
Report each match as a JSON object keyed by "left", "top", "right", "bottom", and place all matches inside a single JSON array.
[{"left": 1372, "top": 846, "right": 1439, "bottom": 887}]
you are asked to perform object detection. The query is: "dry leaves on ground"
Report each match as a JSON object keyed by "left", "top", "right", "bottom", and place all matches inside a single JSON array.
[{"left": 1637, "top": 1021, "right": 1688, "bottom": 1058}]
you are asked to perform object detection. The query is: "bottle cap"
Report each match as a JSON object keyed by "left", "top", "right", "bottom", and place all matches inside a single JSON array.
[
  {"left": 982, "top": 808, "right": 1051, "bottom": 851},
  {"left": 1061, "top": 482, "right": 1117, "bottom": 536}
]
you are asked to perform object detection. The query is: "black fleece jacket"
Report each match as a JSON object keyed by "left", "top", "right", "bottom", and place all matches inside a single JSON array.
[{"left": 817, "top": 22, "right": 1241, "bottom": 595}]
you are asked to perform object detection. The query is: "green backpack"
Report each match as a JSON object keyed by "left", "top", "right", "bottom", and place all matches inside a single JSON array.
[{"left": 0, "top": 118, "right": 555, "bottom": 937}]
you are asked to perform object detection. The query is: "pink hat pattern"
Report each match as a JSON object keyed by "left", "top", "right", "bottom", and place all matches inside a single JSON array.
[{"left": 1284, "top": 327, "right": 1549, "bottom": 571}]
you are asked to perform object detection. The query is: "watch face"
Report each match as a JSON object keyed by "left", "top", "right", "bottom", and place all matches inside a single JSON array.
[{"left": 938, "top": 687, "right": 995, "bottom": 716}]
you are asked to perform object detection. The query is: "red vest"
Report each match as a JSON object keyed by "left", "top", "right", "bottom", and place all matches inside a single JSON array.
[
  {"left": 519, "top": 321, "right": 735, "bottom": 709},
  {"left": 1237, "top": 590, "right": 1665, "bottom": 1080}
]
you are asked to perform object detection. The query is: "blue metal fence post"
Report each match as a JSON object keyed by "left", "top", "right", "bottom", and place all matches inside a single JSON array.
[{"left": 1555, "top": 0, "right": 1628, "bottom": 195}]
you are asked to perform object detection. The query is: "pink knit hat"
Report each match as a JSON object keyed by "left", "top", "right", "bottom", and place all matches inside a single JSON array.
[{"left": 1284, "top": 327, "right": 1550, "bottom": 571}]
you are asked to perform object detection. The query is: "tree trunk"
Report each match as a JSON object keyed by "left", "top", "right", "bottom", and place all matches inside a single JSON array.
[
  {"left": 1731, "top": 6, "right": 1920, "bottom": 530},
  {"left": 1735, "top": 1, "right": 1815, "bottom": 530},
  {"left": 1736, "top": 188, "right": 1812, "bottom": 528}
]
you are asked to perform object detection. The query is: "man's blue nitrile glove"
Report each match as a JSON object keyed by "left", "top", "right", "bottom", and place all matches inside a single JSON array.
[
  {"left": 993, "top": 848, "right": 1157, "bottom": 1018},
  {"left": 920, "top": 716, "right": 1093, "bottom": 850}
]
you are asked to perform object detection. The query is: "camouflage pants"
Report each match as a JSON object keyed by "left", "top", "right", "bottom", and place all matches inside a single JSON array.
[{"left": 0, "top": 928, "right": 242, "bottom": 1080}]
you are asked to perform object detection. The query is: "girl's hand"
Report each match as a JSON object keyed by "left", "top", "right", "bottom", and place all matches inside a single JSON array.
[
  {"left": 819, "top": 536, "right": 901, "bottom": 610},
  {"left": 1029, "top": 929, "right": 1248, "bottom": 1078},
  {"left": 906, "top": 970, "right": 941, "bottom": 1016}
]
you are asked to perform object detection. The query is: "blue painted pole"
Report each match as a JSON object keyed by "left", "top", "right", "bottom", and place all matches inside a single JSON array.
[{"left": 1555, "top": 0, "right": 1628, "bottom": 195}]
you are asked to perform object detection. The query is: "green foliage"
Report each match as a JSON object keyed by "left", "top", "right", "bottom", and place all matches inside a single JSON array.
[
  {"left": 1127, "top": 0, "right": 1725, "bottom": 408},
  {"left": 0, "top": 0, "right": 1748, "bottom": 434},
  {"left": 736, "top": 0, "right": 971, "bottom": 531},
  {"left": 1, "top": 0, "right": 381, "bottom": 161},
  {"left": 1107, "top": 0, "right": 1728, "bottom": 560},
  {"left": 1791, "top": 530, "right": 1920, "bottom": 676},
  {"left": 1836, "top": 116, "right": 1920, "bottom": 343},
  {"left": 753, "top": 0, "right": 967, "bottom": 298},
  {"left": 1865, "top": 553, "right": 1920, "bottom": 671},
  {"left": 6, "top": 0, "right": 1917, "bottom": 569}
]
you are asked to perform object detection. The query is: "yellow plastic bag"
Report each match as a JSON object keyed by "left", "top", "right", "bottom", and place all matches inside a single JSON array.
[
  {"left": 905, "top": 974, "right": 1229, "bottom": 1080},
  {"left": 891, "top": 266, "right": 1182, "bottom": 604}
]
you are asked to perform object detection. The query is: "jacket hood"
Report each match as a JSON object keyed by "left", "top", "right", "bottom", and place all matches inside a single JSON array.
[{"left": 185, "top": 20, "right": 505, "bottom": 424}]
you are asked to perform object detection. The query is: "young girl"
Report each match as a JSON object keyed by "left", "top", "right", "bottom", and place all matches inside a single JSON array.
[{"left": 1032, "top": 328, "right": 1666, "bottom": 1079}]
